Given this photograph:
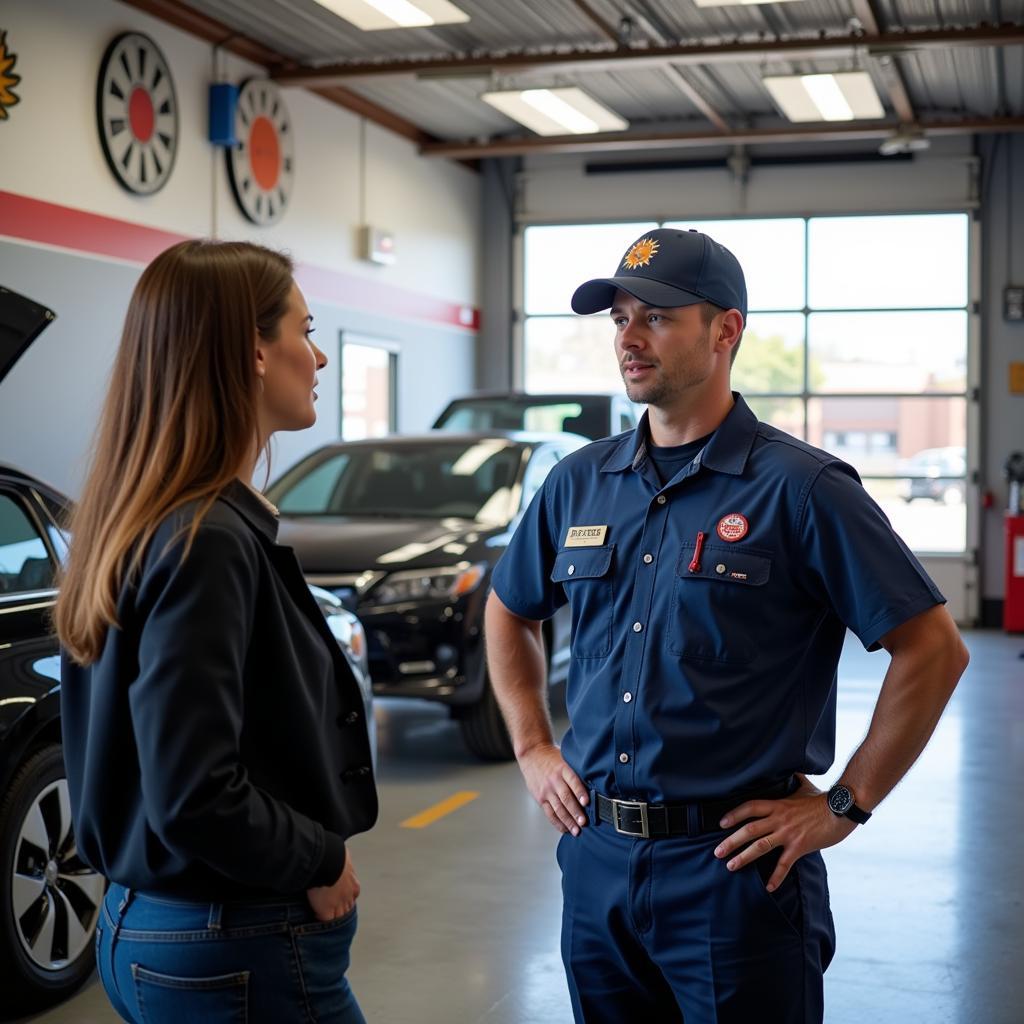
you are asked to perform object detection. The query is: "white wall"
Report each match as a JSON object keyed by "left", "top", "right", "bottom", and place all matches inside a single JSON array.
[
  {"left": 0, "top": 0, "right": 480, "bottom": 494},
  {"left": 518, "top": 138, "right": 980, "bottom": 223}
]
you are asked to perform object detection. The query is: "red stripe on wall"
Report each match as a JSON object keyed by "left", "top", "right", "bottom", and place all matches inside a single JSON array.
[{"left": 0, "top": 191, "right": 480, "bottom": 332}]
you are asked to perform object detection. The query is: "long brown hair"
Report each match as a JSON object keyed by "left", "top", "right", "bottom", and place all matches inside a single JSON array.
[{"left": 55, "top": 239, "right": 294, "bottom": 664}]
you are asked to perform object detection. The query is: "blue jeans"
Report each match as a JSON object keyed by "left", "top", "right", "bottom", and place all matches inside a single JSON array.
[{"left": 96, "top": 883, "right": 366, "bottom": 1024}]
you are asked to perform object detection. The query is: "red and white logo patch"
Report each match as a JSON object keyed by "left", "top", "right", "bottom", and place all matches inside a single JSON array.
[{"left": 716, "top": 513, "right": 749, "bottom": 542}]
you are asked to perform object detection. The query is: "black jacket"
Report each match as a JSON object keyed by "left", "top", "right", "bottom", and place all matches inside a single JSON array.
[{"left": 60, "top": 481, "right": 377, "bottom": 900}]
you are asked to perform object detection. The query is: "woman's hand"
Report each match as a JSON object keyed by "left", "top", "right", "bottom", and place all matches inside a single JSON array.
[{"left": 307, "top": 851, "right": 360, "bottom": 921}]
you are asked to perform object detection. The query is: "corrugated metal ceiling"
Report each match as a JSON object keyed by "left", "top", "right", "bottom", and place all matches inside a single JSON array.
[{"left": 184, "top": 0, "right": 1024, "bottom": 143}]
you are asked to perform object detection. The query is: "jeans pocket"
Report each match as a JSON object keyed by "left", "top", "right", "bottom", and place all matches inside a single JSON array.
[
  {"left": 131, "top": 964, "right": 249, "bottom": 1024},
  {"left": 291, "top": 910, "right": 365, "bottom": 1024},
  {"left": 750, "top": 851, "right": 803, "bottom": 941}
]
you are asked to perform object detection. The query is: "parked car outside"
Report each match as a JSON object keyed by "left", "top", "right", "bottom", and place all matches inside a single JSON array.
[
  {"left": 900, "top": 446, "right": 966, "bottom": 504},
  {"left": 267, "top": 431, "right": 587, "bottom": 760},
  {"left": 432, "top": 391, "right": 642, "bottom": 441},
  {"left": 0, "top": 286, "right": 374, "bottom": 1013}
]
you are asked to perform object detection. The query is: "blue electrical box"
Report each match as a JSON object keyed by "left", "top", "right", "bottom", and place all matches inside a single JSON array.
[{"left": 208, "top": 83, "right": 238, "bottom": 146}]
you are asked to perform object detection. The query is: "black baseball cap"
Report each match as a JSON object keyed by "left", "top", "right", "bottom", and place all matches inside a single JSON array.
[{"left": 571, "top": 227, "right": 747, "bottom": 322}]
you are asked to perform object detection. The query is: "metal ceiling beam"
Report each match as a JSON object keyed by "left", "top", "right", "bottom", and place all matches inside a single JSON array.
[
  {"left": 849, "top": 0, "right": 917, "bottom": 124},
  {"left": 418, "top": 116, "right": 1024, "bottom": 158},
  {"left": 662, "top": 66, "right": 731, "bottom": 133},
  {"left": 568, "top": 0, "right": 621, "bottom": 45},
  {"left": 272, "top": 24, "right": 1024, "bottom": 85},
  {"left": 116, "top": 0, "right": 434, "bottom": 148}
]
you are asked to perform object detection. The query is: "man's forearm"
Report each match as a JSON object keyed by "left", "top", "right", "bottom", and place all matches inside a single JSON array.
[
  {"left": 484, "top": 593, "right": 552, "bottom": 758},
  {"left": 838, "top": 612, "right": 968, "bottom": 810}
]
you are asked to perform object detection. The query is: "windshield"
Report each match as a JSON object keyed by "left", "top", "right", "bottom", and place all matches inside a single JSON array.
[
  {"left": 269, "top": 440, "right": 524, "bottom": 524},
  {"left": 436, "top": 397, "right": 607, "bottom": 437}
]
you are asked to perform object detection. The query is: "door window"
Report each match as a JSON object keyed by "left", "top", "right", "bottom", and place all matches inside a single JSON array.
[{"left": 0, "top": 494, "right": 55, "bottom": 594}]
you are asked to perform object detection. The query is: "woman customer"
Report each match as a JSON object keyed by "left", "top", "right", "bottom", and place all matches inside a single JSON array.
[{"left": 56, "top": 239, "right": 377, "bottom": 1023}]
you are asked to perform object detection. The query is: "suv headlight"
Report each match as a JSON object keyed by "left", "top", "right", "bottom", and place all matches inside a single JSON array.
[{"left": 363, "top": 562, "right": 487, "bottom": 608}]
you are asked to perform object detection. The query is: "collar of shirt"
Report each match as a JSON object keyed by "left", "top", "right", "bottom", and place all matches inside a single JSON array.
[
  {"left": 219, "top": 479, "right": 280, "bottom": 543},
  {"left": 600, "top": 391, "right": 759, "bottom": 478}
]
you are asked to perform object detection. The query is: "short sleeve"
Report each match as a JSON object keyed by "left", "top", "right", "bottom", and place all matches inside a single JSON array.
[
  {"left": 797, "top": 462, "right": 945, "bottom": 651},
  {"left": 490, "top": 477, "right": 567, "bottom": 621}
]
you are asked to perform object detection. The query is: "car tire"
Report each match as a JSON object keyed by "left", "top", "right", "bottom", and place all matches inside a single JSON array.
[
  {"left": 0, "top": 744, "right": 105, "bottom": 1014},
  {"left": 458, "top": 676, "right": 515, "bottom": 762}
]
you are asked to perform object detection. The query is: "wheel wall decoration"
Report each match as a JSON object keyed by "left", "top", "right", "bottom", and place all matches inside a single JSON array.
[
  {"left": 226, "top": 79, "right": 294, "bottom": 227},
  {"left": 96, "top": 33, "right": 178, "bottom": 195}
]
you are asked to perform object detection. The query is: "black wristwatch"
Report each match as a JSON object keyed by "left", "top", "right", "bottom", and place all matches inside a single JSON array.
[{"left": 827, "top": 783, "right": 872, "bottom": 824}]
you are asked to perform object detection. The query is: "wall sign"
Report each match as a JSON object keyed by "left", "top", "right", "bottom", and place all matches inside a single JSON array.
[
  {"left": 226, "top": 79, "right": 293, "bottom": 226},
  {"left": 0, "top": 31, "right": 21, "bottom": 121},
  {"left": 96, "top": 33, "right": 178, "bottom": 195}
]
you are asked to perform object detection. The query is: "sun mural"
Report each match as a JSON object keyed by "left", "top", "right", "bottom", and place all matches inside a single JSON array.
[
  {"left": 0, "top": 32, "right": 20, "bottom": 120},
  {"left": 623, "top": 236, "right": 659, "bottom": 269}
]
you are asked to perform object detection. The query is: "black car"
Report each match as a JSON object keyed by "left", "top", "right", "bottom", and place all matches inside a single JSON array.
[
  {"left": 433, "top": 391, "right": 643, "bottom": 441},
  {"left": 0, "top": 288, "right": 376, "bottom": 1013},
  {"left": 267, "top": 431, "right": 587, "bottom": 760}
]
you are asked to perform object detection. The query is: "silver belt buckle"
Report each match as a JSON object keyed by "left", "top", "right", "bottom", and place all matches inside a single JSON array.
[{"left": 612, "top": 799, "right": 649, "bottom": 838}]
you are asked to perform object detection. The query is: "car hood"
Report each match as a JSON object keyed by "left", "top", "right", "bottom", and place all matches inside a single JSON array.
[
  {"left": 276, "top": 515, "right": 507, "bottom": 573},
  {"left": 0, "top": 287, "right": 56, "bottom": 387}
]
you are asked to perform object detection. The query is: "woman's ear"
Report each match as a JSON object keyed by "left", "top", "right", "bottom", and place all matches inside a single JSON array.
[{"left": 254, "top": 336, "right": 267, "bottom": 381}]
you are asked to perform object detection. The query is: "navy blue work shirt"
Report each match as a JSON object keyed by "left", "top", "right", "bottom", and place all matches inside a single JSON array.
[{"left": 491, "top": 393, "right": 944, "bottom": 803}]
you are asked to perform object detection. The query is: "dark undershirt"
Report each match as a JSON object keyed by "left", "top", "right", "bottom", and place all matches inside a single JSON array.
[{"left": 647, "top": 432, "right": 714, "bottom": 487}]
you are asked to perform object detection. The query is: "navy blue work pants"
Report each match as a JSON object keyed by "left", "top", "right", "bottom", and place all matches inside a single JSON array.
[
  {"left": 95, "top": 882, "right": 366, "bottom": 1023},
  {"left": 557, "top": 821, "right": 835, "bottom": 1024}
]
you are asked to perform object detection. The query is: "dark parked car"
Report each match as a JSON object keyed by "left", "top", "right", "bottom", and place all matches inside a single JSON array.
[
  {"left": 900, "top": 446, "right": 967, "bottom": 503},
  {"left": 267, "top": 431, "right": 587, "bottom": 760},
  {"left": 0, "top": 287, "right": 374, "bottom": 1013},
  {"left": 433, "top": 391, "right": 642, "bottom": 441}
]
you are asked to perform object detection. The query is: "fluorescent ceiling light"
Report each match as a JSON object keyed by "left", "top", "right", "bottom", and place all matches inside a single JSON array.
[
  {"left": 312, "top": 0, "right": 469, "bottom": 31},
  {"left": 763, "top": 72, "right": 886, "bottom": 122},
  {"left": 481, "top": 87, "right": 629, "bottom": 136},
  {"left": 694, "top": 0, "right": 804, "bottom": 6}
]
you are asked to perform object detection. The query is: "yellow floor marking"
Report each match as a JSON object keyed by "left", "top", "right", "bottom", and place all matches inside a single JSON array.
[{"left": 400, "top": 790, "right": 480, "bottom": 829}]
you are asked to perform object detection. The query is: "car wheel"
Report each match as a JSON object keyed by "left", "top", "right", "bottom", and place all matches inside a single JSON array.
[
  {"left": 942, "top": 484, "right": 964, "bottom": 505},
  {"left": 458, "top": 676, "right": 515, "bottom": 761},
  {"left": 0, "top": 745, "right": 105, "bottom": 1013}
]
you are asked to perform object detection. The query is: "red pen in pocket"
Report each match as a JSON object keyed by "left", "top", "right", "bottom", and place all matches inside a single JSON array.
[{"left": 688, "top": 531, "right": 706, "bottom": 573}]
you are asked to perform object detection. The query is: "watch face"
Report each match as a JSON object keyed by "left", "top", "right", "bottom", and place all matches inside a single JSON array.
[
  {"left": 828, "top": 785, "right": 853, "bottom": 815},
  {"left": 226, "top": 79, "right": 294, "bottom": 226},
  {"left": 96, "top": 33, "right": 178, "bottom": 195}
]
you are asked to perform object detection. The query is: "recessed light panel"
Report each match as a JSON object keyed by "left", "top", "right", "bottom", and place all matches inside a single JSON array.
[
  {"left": 481, "top": 88, "right": 629, "bottom": 136},
  {"left": 764, "top": 72, "right": 886, "bottom": 122},
  {"left": 312, "top": 0, "right": 469, "bottom": 31}
]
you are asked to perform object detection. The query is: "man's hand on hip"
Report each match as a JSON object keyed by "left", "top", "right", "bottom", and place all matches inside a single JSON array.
[
  {"left": 712, "top": 774, "right": 856, "bottom": 891},
  {"left": 518, "top": 743, "right": 590, "bottom": 836}
]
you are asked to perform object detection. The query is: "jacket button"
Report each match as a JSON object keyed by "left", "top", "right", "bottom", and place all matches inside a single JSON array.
[{"left": 337, "top": 710, "right": 360, "bottom": 726}]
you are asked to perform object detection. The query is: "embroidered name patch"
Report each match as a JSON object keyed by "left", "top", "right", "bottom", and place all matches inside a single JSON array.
[
  {"left": 716, "top": 513, "right": 748, "bottom": 543},
  {"left": 564, "top": 525, "right": 609, "bottom": 547}
]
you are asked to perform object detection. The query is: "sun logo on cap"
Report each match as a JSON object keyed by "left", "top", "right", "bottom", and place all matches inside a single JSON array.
[
  {"left": 623, "top": 237, "right": 659, "bottom": 270},
  {"left": 0, "top": 32, "right": 20, "bottom": 121}
]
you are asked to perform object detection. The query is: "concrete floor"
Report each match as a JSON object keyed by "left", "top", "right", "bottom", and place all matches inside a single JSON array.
[{"left": 13, "top": 630, "right": 1024, "bottom": 1024}]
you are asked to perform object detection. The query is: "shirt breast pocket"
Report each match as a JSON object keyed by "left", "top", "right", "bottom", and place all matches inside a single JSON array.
[
  {"left": 551, "top": 545, "right": 615, "bottom": 660},
  {"left": 667, "top": 544, "right": 771, "bottom": 664}
]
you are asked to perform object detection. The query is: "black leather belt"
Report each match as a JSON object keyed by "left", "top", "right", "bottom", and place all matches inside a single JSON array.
[{"left": 595, "top": 777, "right": 796, "bottom": 839}]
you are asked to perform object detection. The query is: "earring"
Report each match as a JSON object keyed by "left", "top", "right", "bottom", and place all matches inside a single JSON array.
[{"left": 257, "top": 376, "right": 265, "bottom": 394}]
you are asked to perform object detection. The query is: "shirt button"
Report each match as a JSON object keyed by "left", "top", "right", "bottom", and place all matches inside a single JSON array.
[
  {"left": 623, "top": 692, "right": 632, "bottom": 703},
  {"left": 656, "top": 495, "right": 667, "bottom": 505},
  {"left": 567, "top": 565, "right": 575, "bottom": 576},
  {"left": 632, "top": 622, "right": 643, "bottom": 633},
  {"left": 619, "top": 753, "right": 630, "bottom": 764},
  {"left": 716, "top": 563, "right": 727, "bottom": 574},
  {"left": 643, "top": 554, "right": 653, "bottom": 564}
]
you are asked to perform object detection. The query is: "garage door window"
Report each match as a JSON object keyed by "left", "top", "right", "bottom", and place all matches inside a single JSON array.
[{"left": 522, "top": 213, "right": 970, "bottom": 554}]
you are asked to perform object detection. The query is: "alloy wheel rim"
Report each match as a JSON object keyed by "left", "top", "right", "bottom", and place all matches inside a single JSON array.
[{"left": 12, "top": 779, "right": 104, "bottom": 971}]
